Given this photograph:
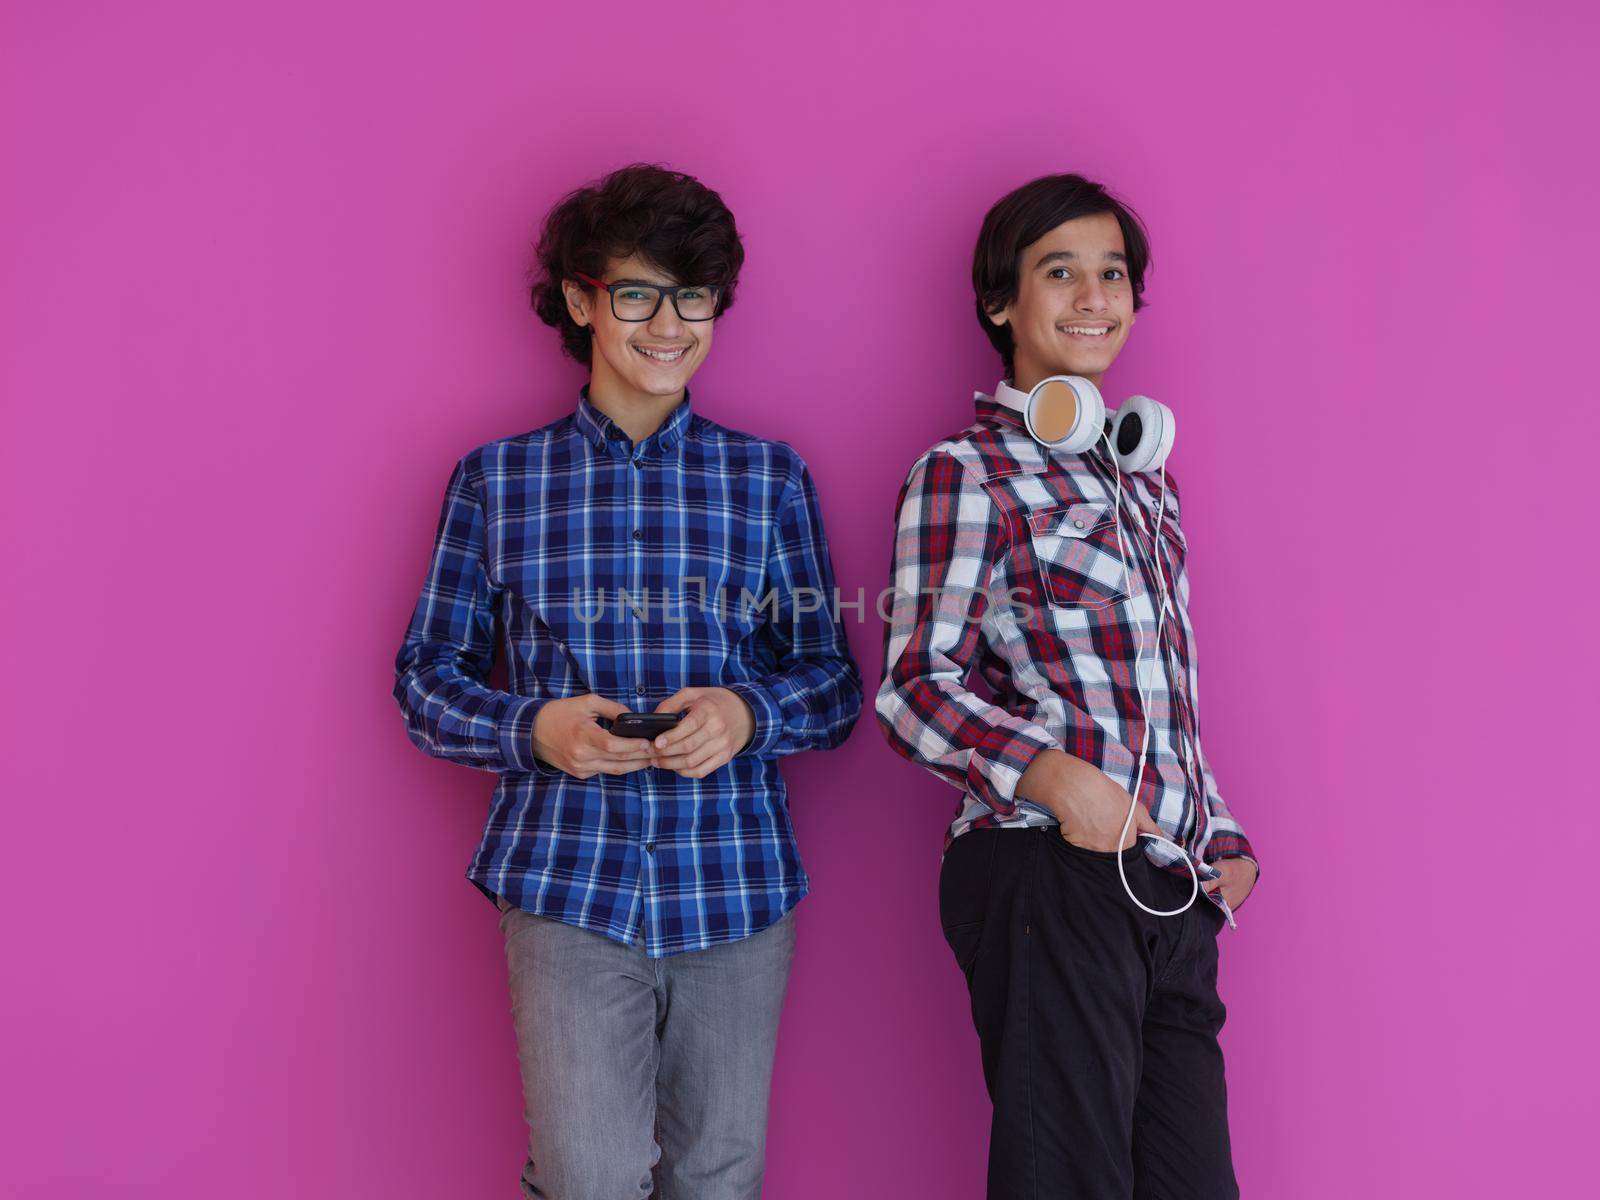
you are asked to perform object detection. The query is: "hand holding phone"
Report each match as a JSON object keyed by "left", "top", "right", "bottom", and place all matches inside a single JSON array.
[
  {"left": 530, "top": 695, "right": 661, "bottom": 779},
  {"left": 601, "top": 711, "right": 686, "bottom": 739}
]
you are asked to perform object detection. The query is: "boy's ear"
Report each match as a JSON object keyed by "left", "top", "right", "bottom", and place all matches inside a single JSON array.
[
  {"left": 563, "top": 278, "right": 592, "bottom": 327},
  {"left": 985, "top": 301, "right": 1010, "bottom": 328}
]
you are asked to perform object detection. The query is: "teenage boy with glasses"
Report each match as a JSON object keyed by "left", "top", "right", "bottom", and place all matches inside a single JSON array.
[
  {"left": 875, "top": 173, "right": 1259, "bottom": 1199},
  {"left": 392, "top": 162, "right": 862, "bottom": 1200}
]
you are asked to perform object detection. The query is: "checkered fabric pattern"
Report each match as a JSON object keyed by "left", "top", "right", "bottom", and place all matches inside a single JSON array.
[
  {"left": 875, "top": 385, "right": 1256, "bottom": 921},
  {"left": 394, "top": 387, "right": 862, "bottom": 956}
]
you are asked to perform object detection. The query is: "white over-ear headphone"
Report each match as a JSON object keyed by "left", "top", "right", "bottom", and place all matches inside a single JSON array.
[
  {"left": 1020, "top": 374, "right": 1176, "bottom": 474},
  {"left": 1020, "top": 374, "right": 1205, "bottom": 920}
]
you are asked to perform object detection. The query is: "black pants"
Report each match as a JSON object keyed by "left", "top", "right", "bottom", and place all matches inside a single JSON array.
[{"left": 940, "top": 824, "right": 1238, "bottom": 1200}]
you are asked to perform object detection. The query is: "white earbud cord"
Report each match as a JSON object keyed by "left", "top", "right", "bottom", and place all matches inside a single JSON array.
[{"left": 1103, "top": 430, "right": 1200, "bottom": 917}]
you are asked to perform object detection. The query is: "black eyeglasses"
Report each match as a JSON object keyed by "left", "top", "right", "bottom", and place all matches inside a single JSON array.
[{"left": 574, "top": 271, "right": 723, "bottom": 322}]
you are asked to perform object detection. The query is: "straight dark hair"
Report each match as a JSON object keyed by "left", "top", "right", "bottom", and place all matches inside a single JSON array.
[
  {"left": 529, "top": 162, "right": 745, "bottom": 366},
  {"left": 972, "top": 173, "right": 1153, "bottom": 376}
]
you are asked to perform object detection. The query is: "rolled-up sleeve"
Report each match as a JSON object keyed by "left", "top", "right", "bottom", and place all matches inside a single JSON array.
[{"left": 874, "top": 450, "right": 1063, "bottom": 818}]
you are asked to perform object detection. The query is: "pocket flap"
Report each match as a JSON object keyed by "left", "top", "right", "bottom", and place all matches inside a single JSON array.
[{"left": 1028, "top": 499, "right": 1114, "bottom": 539}]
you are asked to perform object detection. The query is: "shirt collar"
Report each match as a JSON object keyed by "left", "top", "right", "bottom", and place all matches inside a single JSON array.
[
  {"left": 574, "top": 384, "right": 694, "bottom": 461},
  {"left": 992, "top": 378, "right": 1032, "bottom": 420}
]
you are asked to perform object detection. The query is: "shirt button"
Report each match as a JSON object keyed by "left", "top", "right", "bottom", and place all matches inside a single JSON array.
[
  {"left": 631, "top": 459, "right": 643, "bottom": 470},
  {"left": 1073, "top": 518, "right": 1086, "bottom": 528},
  {"left": 645, "top": 842, "right": 657, "bottom": 853},
  {"left": 632, "top": 529, "right": 643, "bottom": 541},
  {"left": 635, "top": 685, "right": 646, "bottom": 695}
]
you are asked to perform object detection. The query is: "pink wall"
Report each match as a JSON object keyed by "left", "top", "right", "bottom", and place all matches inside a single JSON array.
[{"left": 4, "top": 1, "right": 1594, "bottom": 1195}]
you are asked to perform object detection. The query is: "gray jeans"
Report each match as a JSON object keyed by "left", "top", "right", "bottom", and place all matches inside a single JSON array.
[{"left": 496, "top": 896, "right": 797, "bottom": 1199}]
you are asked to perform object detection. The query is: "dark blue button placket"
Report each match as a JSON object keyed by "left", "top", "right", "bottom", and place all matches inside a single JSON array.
[{"left": 627, "top": 438, "right": 659, "bottom": 955}]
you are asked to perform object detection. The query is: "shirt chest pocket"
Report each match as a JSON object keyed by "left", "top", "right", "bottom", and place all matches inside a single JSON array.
[{"left": 1024, "top": 499, "right": 1144, "bottom": 611}]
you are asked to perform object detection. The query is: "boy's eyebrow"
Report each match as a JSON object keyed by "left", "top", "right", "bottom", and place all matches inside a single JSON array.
[{"left": 1034, "top": 249, "right": 1128, "bottom": 267}]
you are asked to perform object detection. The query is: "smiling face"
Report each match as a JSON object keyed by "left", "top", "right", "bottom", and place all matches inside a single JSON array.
[
  {"left": 986, "top": 211, "right": 1136, "bottom": 392},
  {"left": 562, "top": 253, "right": 717, "bottom": 405}
]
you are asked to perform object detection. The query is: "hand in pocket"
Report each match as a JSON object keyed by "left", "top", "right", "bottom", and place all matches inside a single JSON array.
[{"left": 1023, "top": 750, "right": 1165, "bottom": 851}]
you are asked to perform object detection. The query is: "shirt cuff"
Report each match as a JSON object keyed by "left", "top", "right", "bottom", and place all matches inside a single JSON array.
[
  {"left": 1205, "top": 846, "right": 1260, "bottom": 881},
  {"left": 498, "top": 696, "right": 561, "bottom": 777},
  {"left": 968, "top": 726, "right": 1062, "bottom": 819},
  {"left": 725, "top": 681, "right": 782, "bottom": 759}
]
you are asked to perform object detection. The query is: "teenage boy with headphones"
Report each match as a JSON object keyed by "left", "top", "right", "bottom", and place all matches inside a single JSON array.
[
  {"left": 392, "top": 163, "right": 861, "bottom": 1199},
  {"left": 875, "top": 173, "right": 1259, "bottom": 1199}
]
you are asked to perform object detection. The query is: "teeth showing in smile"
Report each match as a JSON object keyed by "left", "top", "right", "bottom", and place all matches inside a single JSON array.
[
  {"left": 636, "top": 346, "right": 687, "bottom": 362},
  {"left": 1061, "top": 326, "right": 1110, "bottom": 337}
]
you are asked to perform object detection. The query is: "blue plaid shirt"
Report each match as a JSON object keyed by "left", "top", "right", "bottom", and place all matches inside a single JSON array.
[{"left": 393, "top": 386, "right": 862, "bottom": 956}]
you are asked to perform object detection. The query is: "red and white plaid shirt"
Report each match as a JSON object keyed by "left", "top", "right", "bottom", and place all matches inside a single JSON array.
[{"left": 874, "top": 381, "right": 1257, "bottom": 924}]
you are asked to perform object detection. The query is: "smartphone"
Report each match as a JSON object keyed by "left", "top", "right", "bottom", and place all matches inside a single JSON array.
[{"left": 602, "top": 711, "right": 685, "bottom": 739}]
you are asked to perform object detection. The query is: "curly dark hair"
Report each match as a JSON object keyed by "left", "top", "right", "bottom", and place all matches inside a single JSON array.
[
  {"left": 529, "top": 163, "right": 745, "bottom": 365},
  {"left": 972, "top": 173, "right": 1153, "bottom": 376}
]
